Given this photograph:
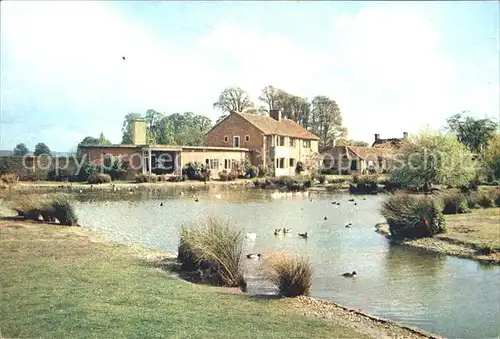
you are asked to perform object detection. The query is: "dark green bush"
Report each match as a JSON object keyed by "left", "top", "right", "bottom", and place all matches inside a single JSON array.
[
  {"left": 257, "top": 165, "right": 271, "bottom": 177},
  {"left": 245, "top": 165, "right": 259, "bottom": 179},
  {"left": 349, "top": 176, "right": 379, "bottom": 194},
  {"left": 440, "top": 193, "right": 470, "bottom": 214},
  {"left": 381, "top": 193, "right": 446, "bottom": 239},
  {"left": 219, "top": 171, "right": 237, "bottom": 181},
  {"left": 87, "top": 173, "right": 112, "bottom": 184},
  {"left": 295, "top": 161, "right": 305, "bottom": 174},
  {"left": 475, "top": 192, "right": 495, "bottom": 208},
  {"left": 182, "top": 162, "right": 210, "bottom": 181},
  {"left": 135, "top": 173, "right": 158, "bottom": 183},
  {"left": 318, "top": 174, "right": 326, "bottom": 184}
]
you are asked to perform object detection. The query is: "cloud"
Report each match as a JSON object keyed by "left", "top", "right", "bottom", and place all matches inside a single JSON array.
[{"left": 1, "top": 2, "right": 498, "bottom": 150}]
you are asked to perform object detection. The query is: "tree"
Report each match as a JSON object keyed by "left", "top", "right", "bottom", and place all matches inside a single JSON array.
[
  {"left": 213, "top": 87, "right": 254, "bottom": 114},
  {"left": 80, "top": 134, "right": 111, "bottom": 146},
  {"left": 258, "top": 86, "right": 288, "bottom": 113},
  {"left": 482, "top": 133, "right": 500, "bottom": 181},
  {"left": 285, "top": 95, "right": 311, "bottom": 128},
  {"left": 389, "top": 130, "right": 476, "bottom": 188},
  {"left": 446, "top": 111, "right": 498, "bottom": 153},
  {"left": 121, "top": 112, "right": 143, "bottom": 144},
  {"left": 145, "top": 109, "right": 164, "bottom": 144},
  {"left": 310, "top": 96, "right": 347, "bottom": 151},
  {"left": 34, "top": 142, "right": 51, "bottom": 156},
  {"left": 13, "top": 143, "right": 29, "bottom": 156}
]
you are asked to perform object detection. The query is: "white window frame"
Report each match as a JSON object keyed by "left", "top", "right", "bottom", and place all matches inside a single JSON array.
[
  {"left": 205, "top": 158, "right": 219, "bottom": 170},
  {"left": 224, "top": 159, "right": 233, "bottom": 170},
  {"left": 223, "top": 135, "right": 229, "bottom": 143}
]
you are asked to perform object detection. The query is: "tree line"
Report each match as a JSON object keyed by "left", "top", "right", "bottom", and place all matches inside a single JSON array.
[{"left": 12, "top": 142, "right": 51, "bottom": 156}]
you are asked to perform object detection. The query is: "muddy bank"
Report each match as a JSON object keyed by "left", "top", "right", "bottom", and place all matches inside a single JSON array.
[{"left": 375, "top": 220, "right": 500, "bottom": 265}]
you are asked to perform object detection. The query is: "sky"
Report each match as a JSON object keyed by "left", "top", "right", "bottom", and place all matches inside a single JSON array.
[{"left": 1, "top": 1, "right": 499, "bottom": 152}]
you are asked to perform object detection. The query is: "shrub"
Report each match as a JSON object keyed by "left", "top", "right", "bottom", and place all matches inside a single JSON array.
[
  {"left": 349, "top": 175, "right": 379, "bottom": 194},
  {"left": 0, "top": 173, "right": 19, "bottom": 184},
  {"left": 219, "top": 171, "right": 237, "bottom": 181},
  {"left": 295, "top": 161, "right": 305, "bottom": 174},
  {"left": 475, "top": 192, "right": 495, "bottom": 208},
  {"left": 440, "top": 192, "right": 470, "bottom": 214},
  {"left": 317, "top": 174, "right": 326, "bottom": 184},
  {"left": 12, "top": 194, "right": 78, "bottom": 226},
  {"left": 245, "top": 165, "right": 259, "bottom": 179},
  {"left": 87, "top": 173, "right": 112, "bottom": 184},
  {"left": 262, "top": 252, "right": 313, "bottom": 297},
  {"left": 380, "top": 193, "right": 446, "bottom": 239},
  {"left": 182, "top": 162, "right": 210, "bottom": 181},
  {"left": 491, "top": 189, "right": 500, "bottom": 207},
  {"left": 167, "top": 175, "right": 184, "bottom": 182},
  {"left": 178, "top": 217, "right": 245, "bottom": 288},
  {"left": 134, "top": 173, "right": 158, "bottom": 183},
  {"left": 102, "top": 156, "right": 127, "bottom": 180},
  {"left": 178, "top": 228, "right": 201, "bottom": 271},
  {"left": 257, "top": 165, "right": 271, "bottom": 178}
]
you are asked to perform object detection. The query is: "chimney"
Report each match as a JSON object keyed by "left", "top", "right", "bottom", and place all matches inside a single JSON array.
[
  {"left": 374, "top": 133, "right": 380, "bottom": 142},
  {"left": 403, "top": 132, "right": 408, "bottom": 139},
  {"left": 131, "top": 118, "right": 147, "bottom": 145},
  {"left": 269, "top": 109, "right": 282, "bottom": 121}
]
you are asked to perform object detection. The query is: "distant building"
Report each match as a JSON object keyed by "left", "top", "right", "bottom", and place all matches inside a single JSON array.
[
  {"left": 205, "top": 110, "right": 321, "bottom": 176},
  {"left": 372, "top": 132, "right": 408, "bottom": 148},
  {"left": 321, "top": 145, "right": 395, "bottom": 175}
]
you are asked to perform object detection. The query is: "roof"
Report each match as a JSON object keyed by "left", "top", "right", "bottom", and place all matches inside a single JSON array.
[
  {"left": 77, "top": 144, "right": 249, "bottom": 152},
  {"left": 211, "top": 112, "right": 320, "bottom": 140},
  {"left": 372, "top": 138, "right": 404, "bottom": 148},
  {"left": 322, "top": 146, "right": 394, "bottom": 160}
]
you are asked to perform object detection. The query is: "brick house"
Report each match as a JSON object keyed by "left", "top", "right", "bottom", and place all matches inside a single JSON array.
[
  {"left": 321, "top": 145, "right": 395, "bottom": 175},
  {"left": 205, "top": 110, "right": 321, "bottom": 176}
]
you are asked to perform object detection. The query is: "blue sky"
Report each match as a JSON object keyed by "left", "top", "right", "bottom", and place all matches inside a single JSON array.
[{"left": 1, "top": 1, "right": 499, "bottom": 152}]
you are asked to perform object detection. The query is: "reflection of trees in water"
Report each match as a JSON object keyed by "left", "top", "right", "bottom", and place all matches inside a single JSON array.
[{"left": 384, "top": 244, "right": 446, "bottom": 280}]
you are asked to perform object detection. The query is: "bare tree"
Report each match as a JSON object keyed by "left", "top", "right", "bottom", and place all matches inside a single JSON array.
[{"left": 213, "top": 87, "right": 254, "bottom": 114}]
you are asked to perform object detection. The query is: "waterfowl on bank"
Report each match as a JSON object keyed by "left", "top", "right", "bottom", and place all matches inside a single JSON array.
[
  {"left": 246, "top": 253, "right": 262, "bottom": 259},
  {"left": 342, "top": 271, "right": 357, "bottom": 277},
  {"left": 283, "top": 228, "right": 292, "bottom": 234},
  {"left": 298, "top": 232, "right": 308, "bottom": 239},
  {"left": 274, "top": 229, "right": 280, "bottom": 236}
]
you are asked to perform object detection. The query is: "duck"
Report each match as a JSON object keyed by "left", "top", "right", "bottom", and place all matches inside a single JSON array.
[
  {"left": 274, "top": 228, "right": 281, "bottom": 236},
  {"left": 354, "top": 202, "right": 358, "bottom": 206},
  {"left": 362, "top": 197, "right": 367, "bottom": 200},
  {"left": 160, "top": 202, "right": 163, "bottom": 207},
  {"left": 179, "top": 192, "right": 184, "bottom": 196},
  {"left": 345, "top": 223, "right": 352, "bottom": 228},
  {"left": 342, "top": 271, "right": 357, "bottom": 277},
  {"left": 331, "top": 201, "right": 336, "bottom": 204},
  {"left": 283, "top": 228, "right": 292, "bottom": 234},
  {"left": 298, "top": 232, "right": 308, "bottom": 239},
  {"left": 337, "top": 202, "right": 340, "bottom": 205},
  {"left": 323, "top": 216, "right": 328, "bottom": 220},
  {"left": 348, "top": 198, "right": 355, "bottom": 202},
  {"left": 194, "top": 198, "right": 199, "bottom": 202},
  {"left": 246, "top": 253, "right": 262, "bottom": 259}
]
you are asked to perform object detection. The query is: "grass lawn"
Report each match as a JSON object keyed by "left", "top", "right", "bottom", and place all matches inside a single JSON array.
[
  {"left": 440, "top": 207, "right": 500, "bottom": 250},
  {"left": 0, "top": 220, "right": 365, "bottom": 339}
]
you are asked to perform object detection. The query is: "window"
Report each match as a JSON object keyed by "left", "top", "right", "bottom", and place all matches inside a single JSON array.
[
  {"left": 277, "top": 136, "right": 285, "bottom": 146},
  {"left": 289, "top": 158, "right": 296, "bottom": 168},
  {"left": 205, "top": 159, "right": 219, "bottom": 170},
  {"left": 245, "top": 135, "right": 250, "bottom": 142},
  {"left": 303, "top": 140, "right": 311, "bottom": 148},
  {"left": 350, "top": 160, "right": 357, "bottom": 171},
  {"left": 276, "top": 158, "right": 286, "bottom": 168},
  {"left": 289, "top": 138, "right": 296, "bottom": 147},
  {"left": 223, "top": 136, "right": 229, "bottom": 143},
  {"left": 233, "top": 136, "right": 240, "bottom": 148},
  {"left": 224, "top": 159, "right": 233, "bottom": 170}
]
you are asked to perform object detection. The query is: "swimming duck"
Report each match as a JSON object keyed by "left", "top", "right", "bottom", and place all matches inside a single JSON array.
[
  {"left": 194, "top": 198, "right": 199, "bottom": 202},
  {"left": 298, "top": 232, "right": 308, "bottom": 239},
  {"left": 246, "top": 253, "right": 262, "bottom": 259},
  {"left": 345, "top": 223, "right": 352, "bottom": 228},
  {"left": 337, "top": 202, "right": 340, "bottom": 205},
  {"left": 348, "top": 198, "right": 355, "bottom": 202},
  {"left": 323, "top": 216, "right": 328, "bottom": 220},
  {"left": 160, "top": 202, "right": 163, "bottom": 207},
  {"left": 283, "top": 228, "right": 292, "bottom": 234},
  {"left": 354, "top": 202, "right": 357, "bottom": 206},
  {"left": 342, "top": 271, "right": 357, "bottom": 277},
  {"left": 331, "top": 201, "right": 336, "bottom": 204}
]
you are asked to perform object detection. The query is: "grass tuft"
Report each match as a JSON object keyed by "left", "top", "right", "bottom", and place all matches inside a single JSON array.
[
  {"left": 262, "top": 252, "right": 313, "bottom": 297},
  {"left": 12, "top": 194, "right": 78, "bottom": 226},
  {"left": 87, "top": 173, "right": 112, "bottom": 184},
  {"left": 178, "top": 216, "right": 245, "bottom": 288}
]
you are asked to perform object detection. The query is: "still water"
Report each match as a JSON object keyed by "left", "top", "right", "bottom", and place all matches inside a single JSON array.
[{"left": 75, "top": 187, "right": 500, "bottom": 338}]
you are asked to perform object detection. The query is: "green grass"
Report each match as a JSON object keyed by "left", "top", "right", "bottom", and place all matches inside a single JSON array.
[{"left": 0, "top": 221, "right": 364, "bottom": 339}]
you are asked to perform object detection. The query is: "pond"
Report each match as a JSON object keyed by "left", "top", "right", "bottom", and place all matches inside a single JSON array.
[{"left": 74, "top": 187, "right": 500, "bottom": 338}]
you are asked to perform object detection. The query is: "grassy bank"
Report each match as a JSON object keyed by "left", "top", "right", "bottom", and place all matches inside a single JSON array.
[
  {"left": 0, "top": 219, "right": 435, "bottom": 339},
  {"left": 376, "top": 208, "right": 500, "bottom": 264}
]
